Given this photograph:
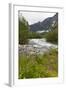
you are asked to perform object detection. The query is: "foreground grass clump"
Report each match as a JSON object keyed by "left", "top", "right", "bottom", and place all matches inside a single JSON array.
[{"left": 18, "top": 48, "right": 58, "bottom": 79}]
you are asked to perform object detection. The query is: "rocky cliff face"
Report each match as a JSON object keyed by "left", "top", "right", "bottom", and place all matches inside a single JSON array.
[{"left": 30, "top": 13, "right": 58, "bottom": 32}]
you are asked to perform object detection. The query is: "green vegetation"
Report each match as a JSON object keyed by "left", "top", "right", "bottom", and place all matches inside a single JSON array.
[
  {"left": 19, "top": 48, "right": 58, "bottom": 79},
  {"left": 19, "top": 17, "right": 29, "bottom": 44},
  {"left": 44, "top": 25, "right": 58, "bottom": 44},
  {"left": 28, "top": 31, "right": 42, "bottom": 39}
]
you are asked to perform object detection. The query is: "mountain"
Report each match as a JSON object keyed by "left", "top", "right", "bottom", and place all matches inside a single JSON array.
[{"left": 30, "top": 13, "right": 58, "bottom": 32}]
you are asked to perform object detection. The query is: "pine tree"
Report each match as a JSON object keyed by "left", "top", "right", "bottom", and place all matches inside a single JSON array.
[{"left": 19, "top": 16, "right": 29, "bottom": 44}]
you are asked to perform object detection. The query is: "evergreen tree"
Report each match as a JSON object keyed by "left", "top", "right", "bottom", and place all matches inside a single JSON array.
[{"left": 19, "top": 16, "right": 29, "bottom": 44}]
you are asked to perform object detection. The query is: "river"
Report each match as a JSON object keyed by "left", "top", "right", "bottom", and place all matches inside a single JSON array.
[{"left": 19, "top": 38, "right": 58, "bottom": 55}]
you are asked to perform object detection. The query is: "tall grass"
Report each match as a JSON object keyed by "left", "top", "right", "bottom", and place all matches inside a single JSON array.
[{"left": 18, "top": 48, "right": 58, "bottom": 79}]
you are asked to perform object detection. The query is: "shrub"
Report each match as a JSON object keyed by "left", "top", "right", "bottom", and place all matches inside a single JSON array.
[{"left": 45, "top": 25, "right": 58, "bottom": 44}]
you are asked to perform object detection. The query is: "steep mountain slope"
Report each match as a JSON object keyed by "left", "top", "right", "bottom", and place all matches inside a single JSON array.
[{"left": 30, "top": 13, "right": 58, "bottom": 32}]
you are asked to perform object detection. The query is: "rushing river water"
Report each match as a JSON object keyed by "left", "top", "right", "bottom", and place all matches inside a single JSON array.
[
  {"left": 19, "top": 38, "right": 58, "bottom": 55},
  {"left": 29, "top": 39, "right": 57, "bottom": 48}
]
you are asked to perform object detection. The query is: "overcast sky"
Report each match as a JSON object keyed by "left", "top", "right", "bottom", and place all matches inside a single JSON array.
[{"left": 19, "top": 11, "right": 56, "bottom": 25}]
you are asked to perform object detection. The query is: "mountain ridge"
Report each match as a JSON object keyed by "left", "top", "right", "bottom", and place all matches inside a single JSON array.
[{"left": 30, "top": 13, "right": 58, "bottom": 32}]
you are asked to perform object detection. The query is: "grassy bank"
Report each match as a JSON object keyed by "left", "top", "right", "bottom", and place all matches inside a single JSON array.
[{"left": 18, "top": 48, "right": 58, "bottom": 79}]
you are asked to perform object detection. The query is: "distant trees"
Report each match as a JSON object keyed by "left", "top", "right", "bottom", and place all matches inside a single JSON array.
[
  {"left": 19, "top": 16, "right": 29, "bottom": 44},
  {"left": 28, "top": 31, "right": 42, "bottom": 39},
  {"left": 45, "top": 25, "right": 58, "bottom": 44}
]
